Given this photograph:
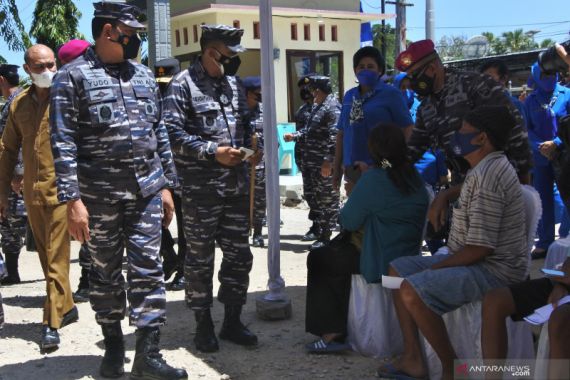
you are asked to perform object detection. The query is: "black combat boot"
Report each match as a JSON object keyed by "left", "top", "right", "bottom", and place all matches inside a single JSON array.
[
  {"left": 100, "top": 322, "right": 125, "bottom": 378},
  {"left": 193, "top": 309, "right": 219, "bottom": 352},
  {"left": 310, "top": 230, "right": 331, "bottom": 250},
  {"left": 251, "top": 225, "right": 264, "bottom": 247},
  {"left": 73, "top": 268, "right": 90, "bottom": 303},
  {"left": 219, "top": 305, "right": 258, "bottom": 346},
  {"left": 301, "top": 224, "right": 320, "bottom": 242},
  {"left": 0, "top": 253, "right": 20, "bottom": 285},
  {"left": 167, "top": 271, "right": 185, "bottom": 291},
  {"left": 131, "top": 327, "right": 188, "bottom": 380}
]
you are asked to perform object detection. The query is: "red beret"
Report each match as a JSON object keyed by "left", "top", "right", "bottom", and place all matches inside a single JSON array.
[
  {"left": 58, "top": 40, "right": 91, "bottom": 65},
  {"left": 395, "top": 39, "right": 437, "bottom": 72}
]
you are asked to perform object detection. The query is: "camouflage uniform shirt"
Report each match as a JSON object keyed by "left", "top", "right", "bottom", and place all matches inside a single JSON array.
[{"left": 50, "top": 47, "right": 177, "bottom": 202}]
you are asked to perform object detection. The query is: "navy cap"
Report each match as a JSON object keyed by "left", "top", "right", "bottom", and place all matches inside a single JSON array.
[
  {"left": 93, "top": 1, "right": 145, "bottom": 29},
  {"left": 308, "top": 75, "right": 331, "bottom": 92},
  {"left": 155, "top": 57, "right": 180, "bottom": 83},
  {"left": 0, "top": 64, "right": 19, "bottom": 77},
  {"left": 297, "top": 73, "right": 316, "bottom": 87},
  {"left": 200, "top": 24, "right": 245, "bottom": 53},
  {"left": 242, "top": 76, "right": 261, "bottom": 90}
]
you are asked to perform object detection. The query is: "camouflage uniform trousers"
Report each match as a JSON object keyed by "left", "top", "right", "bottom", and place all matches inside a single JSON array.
[
  {"left": 85, "top": 192, "right": 166, "bottom": 328},
  {"left": 301, "top": 163, "right": 320, "bottom": 224},
  {"left": 0, "top": 214, "right": 26, "bottom": 257},
  {"left": 252, "top": 167, "right": 266, "bottom": 231},
  {"left": 182, "top": 190, "right": 253, "bottom": 310},
  {"left": 304, "top": 164, "right": 340, "bottom": 235}
]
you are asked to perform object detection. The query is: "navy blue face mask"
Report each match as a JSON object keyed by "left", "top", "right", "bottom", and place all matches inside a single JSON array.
[{"left": 450, "top": 131, "right": 482, "bottom": 157}]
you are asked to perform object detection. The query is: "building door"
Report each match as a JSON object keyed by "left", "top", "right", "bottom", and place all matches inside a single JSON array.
[{"left": 286, "top": 50, "right": 343, "bottom": 122}]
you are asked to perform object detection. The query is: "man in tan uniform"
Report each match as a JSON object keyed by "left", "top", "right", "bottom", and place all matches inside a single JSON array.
[{"left": 0, "top": 44, "right": 76, "bottom": 350}]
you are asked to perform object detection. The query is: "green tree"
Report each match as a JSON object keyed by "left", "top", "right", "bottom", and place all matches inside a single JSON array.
[
  {"left": 501, "top": 29, "right": 537, "bottom": 52},
  {"left": 481, "top": 31, "right": 507, "bottom": 55},
  {"left": 29, "top": 0, "right": 85, "bottom": 52},
  {"left": 372, "top": 23, "right": 396, "bottom": 70},
  {"left": 540, "top": 38, "right": 555, "bottom": 49},
  {"left": 0, "top": 0, "right": 31, "bottom": 61},
  {"left": 437, "top": 35, "right": 467, "bottom": 61}
]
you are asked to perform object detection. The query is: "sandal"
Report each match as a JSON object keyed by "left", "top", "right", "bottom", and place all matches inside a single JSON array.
[
  {"left": 304, "top": 339, "right": 350, "bottom": 354},
  {"left": 376, "top": 363, "right": 427, "bottom": 380}
]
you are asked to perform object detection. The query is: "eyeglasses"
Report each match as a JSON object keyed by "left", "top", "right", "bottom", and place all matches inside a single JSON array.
[{"left": 28, "top": 62, "right": 56, "bottom": 70}]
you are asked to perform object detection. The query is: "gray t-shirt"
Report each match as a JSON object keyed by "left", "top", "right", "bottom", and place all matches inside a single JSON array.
[{"left": 448, "top": 151, "right": 528, "bottom": 285}]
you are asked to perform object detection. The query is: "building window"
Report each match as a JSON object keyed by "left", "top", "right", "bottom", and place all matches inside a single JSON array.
[
  {"left": 319, "top": 24, "right": 325, "bottom": 41},
  {"left": 290, "top": 23, "right": 297, "bottom": 40},
  {"left": 331, "top": 25, "right": 338, "bottom": 42},
  {"left": 304, "top": 24, "right": 311, "bottom": 41},
  {"left": 193, "top": 25, "right": 198, "bottom": 42},
  {"left": 253, "top": 21, "right": 260, "bottom": 39},
  {"left": 183, "top": 27, "right": 188, "bottom": 45},
  {"left": 175, "top": 29, "right": 180, "bottom": 47}
]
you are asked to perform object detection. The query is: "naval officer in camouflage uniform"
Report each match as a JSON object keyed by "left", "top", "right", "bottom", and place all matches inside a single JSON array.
[
  {"left": 0, "top": 64, "right": 26, "bottom": 285},
  {"left": 49, "top": 2, "right": 187, "bottom": 379},
  {"left": 285, "top": 75, "right": 341, "bottom": 249},
  {"left": 162, "top": 24, "right": 258, "bottom": 353},
  {"left": 242, "top": 76, "right": 266, "bottom": 247}
]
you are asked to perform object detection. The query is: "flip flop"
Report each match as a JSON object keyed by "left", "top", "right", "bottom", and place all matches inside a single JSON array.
[
  {"left": 304, "top": 339, "right": 351, "bottom": 354},
  {"left": 376, "top": 363, "right": 426, "bottom": 380}
]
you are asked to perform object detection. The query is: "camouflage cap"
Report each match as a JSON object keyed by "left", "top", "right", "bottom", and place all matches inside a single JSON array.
[
  {"left": 155, "top": 57, "right": 181, "bottom": 83},
  {"left": 308, "top": 75, "right": 331, "bottom": 92},
  {"left": 93, "top": 1, "right": 145, "bottom": 29},
  {"left": 200, "top": 24, "right": 245, "bottom": 53}
]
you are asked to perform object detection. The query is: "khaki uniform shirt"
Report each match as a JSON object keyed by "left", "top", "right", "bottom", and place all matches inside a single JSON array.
[{"left": 0, "top": 86, "right": 58, "bottom": 206}]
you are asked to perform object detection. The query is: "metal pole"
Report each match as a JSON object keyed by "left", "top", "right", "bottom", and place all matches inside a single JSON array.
[
  {"left": 426, "top": 0, "right": 435, "bottom": 41},
  {"left": 259, "top": 0, "right": 286, "bottom": 301}
]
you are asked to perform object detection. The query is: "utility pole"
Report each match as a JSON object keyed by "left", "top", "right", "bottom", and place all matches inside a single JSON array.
[
  {"left": 381, "top": 0, "right": 386, "bottom": 59},
  {"left": 426, "top": 0, "right": 435, "bottom": 41},
  {"left": 146, "top": 0, "right": 172, "bottom": 69},
  {"left": 387, "top": 0, "right": 414, "bottom": 59}
]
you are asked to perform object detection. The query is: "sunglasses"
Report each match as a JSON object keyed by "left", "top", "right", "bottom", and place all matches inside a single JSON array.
[
  {"left": 407, "top": 63, "right": 430, "bottom": 82},
  {"left": 28, "top": 62, "right": 56, "bottom": 70}
]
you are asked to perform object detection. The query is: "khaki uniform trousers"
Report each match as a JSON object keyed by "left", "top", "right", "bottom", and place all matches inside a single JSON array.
[{"left": 26, "top": 203, "right": 74, "bottom": 328}]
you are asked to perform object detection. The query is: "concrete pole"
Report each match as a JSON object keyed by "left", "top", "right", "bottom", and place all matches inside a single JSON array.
[
  {"left": 426, "top": 0, "right": 435, "bottom": 41},
  {"left": 394, "top": 0, "right": 407, "bottom": 58},
  {"left": 146, "top": 0, "right": 172, "bottom": 69}
]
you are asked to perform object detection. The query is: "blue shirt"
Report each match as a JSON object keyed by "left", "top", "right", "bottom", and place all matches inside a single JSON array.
[
  {"left": 337, "top": 81, "right": 413, "bottom": 166},
  {"left": 415, "top": 149, "right": 447, "bottom": 187}
]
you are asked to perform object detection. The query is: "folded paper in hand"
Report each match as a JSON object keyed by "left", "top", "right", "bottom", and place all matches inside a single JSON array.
[
  {"left": 523, "top": 295, "right": 570, "bottom": 325},
  {"left": 381, "top": 275, "right": 404, "bottom": 289}
]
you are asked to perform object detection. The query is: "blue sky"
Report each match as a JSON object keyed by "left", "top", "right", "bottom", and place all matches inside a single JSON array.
[{"left": 3, "top": 0, "right": 570, "bottom": 76}]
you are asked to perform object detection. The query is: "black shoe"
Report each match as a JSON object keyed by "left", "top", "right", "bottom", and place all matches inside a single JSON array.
[
  {"left": 309, "top": 239, "right": 329, "bottom": 250},
  {"left": 219, "top": 305, "right": 258, "bottom": 347},
  {"left": 73, "top": 287, "right": 90, "bottom": 303},
  {"left": 193, "top": 309, "right": 219, "bottom": 353},
  {"left": 130, "top": 327, "right": 188, "bottom": 380},
  {"left": 167, "top": 272, "right": 186, "bottom": 291},
  {"left": 531, "top": 248, "right": 547, "bottom": 260},
  {"left": 100, "top": 322, "right": 125, "bottom": 378},
  {"left": 252, "top": 235, "right": 265, "bottom": 248},
  {"left": 40, "top": 325, "right": 60, "bottom": 349},
  {"left": 0, "top": 274, "right": 21, "bottom": 285},
  {"left": 301, "top": 231, "right": 319, "bottom": 241},
  {"left": 61, "top": 306, "right": 79, "bottom": 328}
]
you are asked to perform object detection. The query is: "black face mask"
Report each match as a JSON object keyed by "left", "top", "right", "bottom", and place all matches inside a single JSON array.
[
  {"left": 110, "top": 31, "right": 141, "bottom": 60},
  {"left": 217, "top": 52, "right": 241, "bottom": 76},
  {"left": 254, "top": 93, "right": 262, "bottom": 103},
  {"left": 410, "top": 69, "right": 435, "bottom": 97},
  {"left": 300, "top": 87, "right": 313, "bottom": 101}
]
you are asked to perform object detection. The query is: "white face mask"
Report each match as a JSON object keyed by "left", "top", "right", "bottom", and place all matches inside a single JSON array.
[{"left": 30, "top": 70, "right": 55, "bottom": 88}]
